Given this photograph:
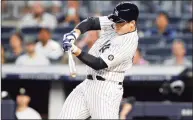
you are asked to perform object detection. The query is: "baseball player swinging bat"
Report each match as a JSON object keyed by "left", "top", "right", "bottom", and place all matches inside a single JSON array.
[{"left": 58, "top": 2, "right": 139, "bottom": 119}]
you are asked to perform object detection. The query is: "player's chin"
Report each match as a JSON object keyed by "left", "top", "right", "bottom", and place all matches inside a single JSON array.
[
  {"left": 115, "top": 29, "right": 122, "bottom": 34},
  {"left": 115, "top": 28, "right": 120, "bottom": 32}
]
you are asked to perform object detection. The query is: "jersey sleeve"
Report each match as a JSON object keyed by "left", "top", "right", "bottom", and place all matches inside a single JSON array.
[
  {"left": 99, "top": 16, "right": 114, "bottom": 31},
  {"left": 100, "top": 35, "right": 138, "bottom": 68}
]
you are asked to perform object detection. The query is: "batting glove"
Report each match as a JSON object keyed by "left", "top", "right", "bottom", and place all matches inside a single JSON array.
[
  {"left": 62, "top": 40, "right": 78, "bottom": 53},
  {"left": 63, "top": 30, "right": 79, "bottom": 42},
  {"left": 62, "top": 40, "right": 72, "bottom": 52}
]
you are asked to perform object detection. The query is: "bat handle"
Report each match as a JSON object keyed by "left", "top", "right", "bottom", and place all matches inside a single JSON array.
[{"left": 68, "top": 50, "right": 76, "bottom": 77}]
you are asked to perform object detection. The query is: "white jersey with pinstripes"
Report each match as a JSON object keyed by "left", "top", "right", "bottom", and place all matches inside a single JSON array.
[
  {"left": 57, "top": 16, "right": 139, "bottom": 119},
  {"left": 87, "top": 16, "right": 138, "bottom": 82}
]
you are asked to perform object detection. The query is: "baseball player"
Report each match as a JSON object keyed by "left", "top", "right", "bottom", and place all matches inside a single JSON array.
[{"left": 58, "top": 2, "right": 139, "bottom": 119}]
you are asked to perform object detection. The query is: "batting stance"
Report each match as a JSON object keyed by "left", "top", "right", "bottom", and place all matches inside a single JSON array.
[{"left": 58, "top": 2, "right": 139, "bottom": 119}]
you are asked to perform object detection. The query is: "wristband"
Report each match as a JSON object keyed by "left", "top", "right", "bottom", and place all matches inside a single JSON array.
[
  {"left": 71, "top": 30, "right": 79, "bottom": 40},
  {"left": 71, "top": 44, "right": 79, "bottom": 53}
]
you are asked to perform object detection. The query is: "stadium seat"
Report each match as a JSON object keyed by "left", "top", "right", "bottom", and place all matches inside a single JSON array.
[
  {"left": 180, "top": 35, "right": 192, "bottom": 44},
  {"left": 53, "top": 26, "right": 74, "bottom": 35},
  {"left": 186, "top": 48, "right": 192, "bottom": 56},
  {"left": 1, "top": 35, "right": 10, "bottom": 45},
  {"left": 52, "top": 34, "right": 63, "bottom": 42},
  {"left": 145, "top": 48, "right": 172, "bottom": 57},
  {"left": 169, "top": 17, "right": 181, "bottom": 24},
  {"left": 138, "top": 36, "right": 161, "bottom": 46},
  {"left": 1, "top": 26, "right": 15, "bottom": 34},
  {"left": 144, "top": 55, "right": 162, "bottom": 64},
  {"left": 21, "top": 27, "right": 41, "bottom": 35},
  {"left": 166, "top": 34, "right": 192, "bottom": 45},
  {"left": 187, "top": 56, "right": 192, "bottom": 61}
]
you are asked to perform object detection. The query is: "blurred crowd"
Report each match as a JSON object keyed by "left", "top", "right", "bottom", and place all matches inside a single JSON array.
[
  {"left": 2, "top": 88, "right": 42, "bottom": 119},
  {"left": 1, "top": 0, "right": 192, "bottom": 66}
]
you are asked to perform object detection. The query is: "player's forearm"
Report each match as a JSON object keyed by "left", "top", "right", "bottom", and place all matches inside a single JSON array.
[
  {"left": 73, "top": 49, "right": 107, "bottom": 70},
  {"left": 73, "top": 17, "right": 101, "bottom": 37}
]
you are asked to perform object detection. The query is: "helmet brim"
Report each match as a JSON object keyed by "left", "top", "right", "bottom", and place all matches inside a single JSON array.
[{"left": 107, "top": 14, "right": 126, "bottom": 23}]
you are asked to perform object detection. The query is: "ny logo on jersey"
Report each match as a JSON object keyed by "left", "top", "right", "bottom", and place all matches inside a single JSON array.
[{"left": 99, "top": 40, "right": 111, "bottom": 53}]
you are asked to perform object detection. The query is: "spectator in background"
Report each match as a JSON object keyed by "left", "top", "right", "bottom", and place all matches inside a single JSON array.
[
  {"left": 182, "top": 18, "right": 193, "bottom": 34},
  {"left": 16, "top": 88, "right": 42, "bottom": 119},
  {"left": 49, "top": 1, "right": 62, "bottom": 16},
  {"left": 28, "top": 1, "right": 62, "bottom": 16},
  {"left": 15, "top": 36, "right": 50, "bottom": 66},
  {"left": 120, "top": 97, "right": 136, "bottom": 120},
  {"left": 1, "top": 0, "right": 7, "bottom": 13},
  {"left": 6, "top": 32, "right": 25, "bottom": 63},
  {"left": 58, "top": 0, "right": 84, "bottom": 26},
  {"left": 164, "top": 40, "right": 192, "bottom": 66},
  {"left": 145, "top": 11, "right": 177, "bottom": 40},
  {"left": 1, "top": 91, "right": 17, "bottom": 120},
  {"left": 133, "top": 48, "right": 149, "bottom": 65},
  {"left": 1, "top": 45, "right": 5, "bottom": 64},
  {"left": 36, "top": 27, "right": 63, "bottom": 61},
  {"left": 18, "top": 1, "right": 57, "bottom": 29},
  {"left": 188, "top": 18, "right": 193, "bottom": 33}
]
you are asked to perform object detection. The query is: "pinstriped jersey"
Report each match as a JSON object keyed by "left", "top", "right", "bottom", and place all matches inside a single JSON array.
[{"left": 86, "top": 16, "right": 138, "bottom": 82}]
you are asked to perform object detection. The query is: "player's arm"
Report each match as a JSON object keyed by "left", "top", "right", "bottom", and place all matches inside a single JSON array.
[
  {"left": 73, "top": 47, "right": 108, "bottom": 70},
  {"left": 67, "top": 17, "right": 101, "bottom": 41},
  {"left": 65, "top": 16, "right": 112, "bottom": 41}
]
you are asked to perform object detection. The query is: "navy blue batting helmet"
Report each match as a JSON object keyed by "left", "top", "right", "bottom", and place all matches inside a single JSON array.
[{"left": 108, "top": 2, "right": 139, "bottom": 23}]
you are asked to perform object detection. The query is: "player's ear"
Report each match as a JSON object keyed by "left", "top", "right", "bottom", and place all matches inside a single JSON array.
[{"left": 130, "top": 20, "right": 135, "bottom": 27}]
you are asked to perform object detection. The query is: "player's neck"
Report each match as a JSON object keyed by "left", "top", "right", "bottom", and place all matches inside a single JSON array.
[{"left": 118, "top": 26, "right": 136, "bottom": 35}]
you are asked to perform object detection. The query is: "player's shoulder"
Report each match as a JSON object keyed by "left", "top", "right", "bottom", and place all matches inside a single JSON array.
[
  {"left": 98, "top": 16, "right": 114, "bottom": 25},
  {"left": 118, "top": 30, "right": 139, "bottom": 40},
  {"left": 98, "top": 16, "right": 110, "bottom": 21}
]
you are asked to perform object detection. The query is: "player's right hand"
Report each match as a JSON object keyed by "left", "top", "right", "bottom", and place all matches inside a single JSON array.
[{"left": 62, "top": 40, "right": 72, "bottom": 52}]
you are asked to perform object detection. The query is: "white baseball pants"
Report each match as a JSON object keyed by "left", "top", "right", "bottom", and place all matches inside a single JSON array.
[{"left": 57, "top": 79, "right": 123, "bottom": 119}]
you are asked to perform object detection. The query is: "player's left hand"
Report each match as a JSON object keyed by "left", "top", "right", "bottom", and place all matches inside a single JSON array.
[{"left": 62, "top": 40, "right": 79, "bottom": 54}]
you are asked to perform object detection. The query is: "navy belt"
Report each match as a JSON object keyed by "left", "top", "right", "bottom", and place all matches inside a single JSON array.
[{"left": 87, "top": 74, "right": 123, "bottom": 85}]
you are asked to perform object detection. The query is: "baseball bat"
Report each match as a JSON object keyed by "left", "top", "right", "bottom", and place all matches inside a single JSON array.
[{"left": 68, "top": 49, "right": 76, "bottom": 77}]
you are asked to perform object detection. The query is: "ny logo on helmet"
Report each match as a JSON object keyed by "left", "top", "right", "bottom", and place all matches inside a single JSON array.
[{"left": 114, "top": 9, "right": 118, "bottom": 16}]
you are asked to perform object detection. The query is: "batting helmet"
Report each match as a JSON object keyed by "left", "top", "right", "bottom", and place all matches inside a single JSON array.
[{"left": 108, "top": 2, "right": 139, "bottom": 23}]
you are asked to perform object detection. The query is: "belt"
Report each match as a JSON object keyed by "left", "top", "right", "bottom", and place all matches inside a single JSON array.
[{"left": 87, "top": 74, "right": 123, "bottom": 85}]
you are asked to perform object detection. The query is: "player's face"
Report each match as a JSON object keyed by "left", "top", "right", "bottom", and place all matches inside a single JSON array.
[{"left": 114, "top": 21, "right": 135, "bottom": 34}]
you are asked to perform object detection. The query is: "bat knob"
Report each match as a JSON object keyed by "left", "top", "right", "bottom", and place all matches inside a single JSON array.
[{"left": 71, "top": 73, "right": 76, "bottom": 78}]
